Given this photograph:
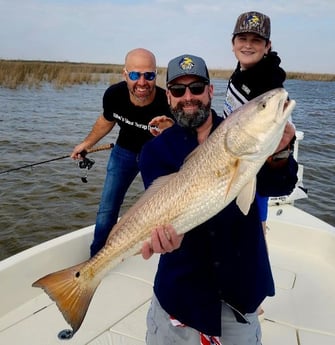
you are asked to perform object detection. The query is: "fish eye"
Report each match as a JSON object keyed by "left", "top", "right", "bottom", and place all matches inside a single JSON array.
[{"left": 258, "top": 101, "right": 266, "bottom": 110}]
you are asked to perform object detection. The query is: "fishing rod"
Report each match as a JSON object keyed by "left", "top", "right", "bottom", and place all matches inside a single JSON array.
[{"left": 0, "top": 143, "right": 114, "bottom": 176}]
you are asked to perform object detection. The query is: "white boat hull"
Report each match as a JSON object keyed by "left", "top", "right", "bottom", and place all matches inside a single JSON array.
[
  {"left": 0, "top": 203, "right": 334, "bottom": 344},
  {"left": 1, "top": 131, "right": 334, "bottom": 344}
]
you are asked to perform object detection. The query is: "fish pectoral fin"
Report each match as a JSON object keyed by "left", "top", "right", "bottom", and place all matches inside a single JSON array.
[
  {"left": 236, "top": 178, "right": 256, "bottom": 215},
  {"left": 32, "top": 260, "right": 99, "bottom": 334}
]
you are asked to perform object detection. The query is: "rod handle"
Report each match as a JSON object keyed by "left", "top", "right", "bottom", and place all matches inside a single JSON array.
[{"left": 82, "top": 143, "right": 114, "bottom": 156}]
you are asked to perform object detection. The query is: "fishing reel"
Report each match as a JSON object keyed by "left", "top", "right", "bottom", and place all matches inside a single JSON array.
[{"left": 78, "top": 157, "right": 95, "bottom": 183}]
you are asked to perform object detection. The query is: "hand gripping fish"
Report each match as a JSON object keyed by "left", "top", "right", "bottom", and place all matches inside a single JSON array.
[{"left": 33, "top": 88, "right": 296, "bottom": 335}]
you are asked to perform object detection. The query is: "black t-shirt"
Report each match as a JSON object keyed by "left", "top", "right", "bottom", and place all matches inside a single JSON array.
[{"left": 103, "top": 81, "right": 171, "bottom": 153}]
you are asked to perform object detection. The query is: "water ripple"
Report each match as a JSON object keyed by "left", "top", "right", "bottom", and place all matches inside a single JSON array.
[{"left": 0, "top": 80, "right": 334, "bottom": 260}]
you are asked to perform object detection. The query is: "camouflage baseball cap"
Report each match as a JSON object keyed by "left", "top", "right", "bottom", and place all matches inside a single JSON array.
[
  {"left": 166, "top": 54, "right": 210, "bottom": 84},
  {"left": 233, "top": 11, "right": 271, "bottom": 40}
]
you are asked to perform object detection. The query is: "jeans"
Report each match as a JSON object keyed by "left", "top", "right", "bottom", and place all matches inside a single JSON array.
[
  {"left": 90, "top": 144, "right": 140, "bottom": 257},
  {"left": 256, "top": 194, "right": 269, "bottom": 222}
]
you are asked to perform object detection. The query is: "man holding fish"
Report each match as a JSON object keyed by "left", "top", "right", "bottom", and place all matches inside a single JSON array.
[
  {"left": 140, "top": 54, "right": 298, "bottom": 345},
  {"left": 32, "top": 54, "right": 297, "bottom": 342}
]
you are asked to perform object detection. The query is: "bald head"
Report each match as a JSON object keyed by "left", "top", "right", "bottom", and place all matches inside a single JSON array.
[{"left": 124, "top": 48, "right": 156, "bottom": 72}]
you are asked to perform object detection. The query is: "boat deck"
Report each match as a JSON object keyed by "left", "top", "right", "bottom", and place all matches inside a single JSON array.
[{"left": 0, "top": 204, "right": 334, "bottom": 344}]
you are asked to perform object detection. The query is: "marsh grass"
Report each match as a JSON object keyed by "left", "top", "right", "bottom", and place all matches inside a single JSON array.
[
  {"left": 209, "top": 68, "right": 335, "bottom": 82},
  {"left": 0, "top": 60, "right": 120, "bottom": 89},
  {"left": 0, "top": 59, "right": 334, "bottom": 89}
]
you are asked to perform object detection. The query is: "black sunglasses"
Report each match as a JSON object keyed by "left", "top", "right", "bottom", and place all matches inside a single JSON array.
[
  {"left": 125, "top": 69, "right": 157, "bottom": 81},
  {"left": 168, "top": 81, "right": 208, "bottom": 98}
]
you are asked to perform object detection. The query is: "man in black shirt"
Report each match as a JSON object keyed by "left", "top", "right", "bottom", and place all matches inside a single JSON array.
[{"left": 71, "top": 48, "right": 173, "bottom": 256}]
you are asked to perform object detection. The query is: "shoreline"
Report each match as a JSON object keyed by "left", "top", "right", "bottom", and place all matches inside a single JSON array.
[{"left": 1, "top": 59, "right": 334, "bottom": 89}]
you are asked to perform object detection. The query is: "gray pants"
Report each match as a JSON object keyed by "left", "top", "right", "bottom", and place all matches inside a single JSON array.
[{"left": 146, "top": 294, "right": 262, "bottom": 345}]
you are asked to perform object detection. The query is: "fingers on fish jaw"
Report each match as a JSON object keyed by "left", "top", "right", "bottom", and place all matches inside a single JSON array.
[{"left": 165, "top": 229, "right": 171, "bottom": 241}]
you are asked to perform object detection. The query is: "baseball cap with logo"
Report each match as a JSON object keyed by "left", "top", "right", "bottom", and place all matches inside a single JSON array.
[
  {"left": 233, "top": 11, "right": 271, "bottom": 40},
  {"left": 166, "top": 54, "right": 210, "bottom": 85}
]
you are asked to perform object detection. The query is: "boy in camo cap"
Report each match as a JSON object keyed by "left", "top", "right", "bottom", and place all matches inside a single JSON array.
[{"left": 223, "top": 10, "right": 296, "bottom": 290}]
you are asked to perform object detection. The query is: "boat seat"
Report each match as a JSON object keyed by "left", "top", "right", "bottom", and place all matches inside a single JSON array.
[{"left": 262, "top": 246, "right": 335, "bottom": 344}]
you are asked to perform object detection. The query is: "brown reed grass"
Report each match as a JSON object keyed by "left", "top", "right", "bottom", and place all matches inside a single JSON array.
[
  {"left": 0, "top": 59, "right": 334, "bottom": 90},
  {"left": 209, "top": 68, "right": 335, "bottom": 82}
]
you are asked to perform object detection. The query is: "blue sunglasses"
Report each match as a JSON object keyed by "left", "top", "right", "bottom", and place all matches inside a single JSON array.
[{"left": 125, "top": 69, "right": 157, "bottom": 81}]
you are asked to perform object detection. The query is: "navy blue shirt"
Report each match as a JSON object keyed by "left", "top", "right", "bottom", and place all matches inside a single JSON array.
[{"left": 139, "top": 111, "right": 296, "bottom": 336}]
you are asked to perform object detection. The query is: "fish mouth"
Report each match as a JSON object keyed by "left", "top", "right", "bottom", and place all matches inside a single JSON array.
[{"left": 283, "top": 98, "right": 296, "bottom": 119}]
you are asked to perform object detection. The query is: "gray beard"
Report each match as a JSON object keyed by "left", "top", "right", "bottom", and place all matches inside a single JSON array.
[{"left": 171, "top": 100, "right": 211, "bottom": 128}]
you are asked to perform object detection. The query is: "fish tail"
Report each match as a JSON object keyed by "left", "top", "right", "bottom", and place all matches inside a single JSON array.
[{"left": 32, "top": 260, "right": 100, "bottom": 334}]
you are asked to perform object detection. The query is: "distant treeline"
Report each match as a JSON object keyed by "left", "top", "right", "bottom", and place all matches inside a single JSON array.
[{"left": 0, "top": 59, "right": 334, "bottom": 89}]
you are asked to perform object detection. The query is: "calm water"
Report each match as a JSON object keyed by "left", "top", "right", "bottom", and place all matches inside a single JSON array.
[{"left": 0, "top": 79, "right": 334, "bottom": 260}]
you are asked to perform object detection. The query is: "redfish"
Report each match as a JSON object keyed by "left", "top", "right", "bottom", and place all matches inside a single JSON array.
[{"left": 33, "top": 88, "right": 295, "bottom": 335}]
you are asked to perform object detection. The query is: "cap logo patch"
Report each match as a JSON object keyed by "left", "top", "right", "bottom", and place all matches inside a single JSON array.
[
  {"left": 244, "top": 14, "right": 261, "bottom": 30},
  {"left": 179, "top": 57, "right": 195, "bottom": 71}
]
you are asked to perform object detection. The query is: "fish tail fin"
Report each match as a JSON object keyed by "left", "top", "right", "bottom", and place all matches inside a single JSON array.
[{"left": 32, "top": 260, "right": 99, "bottom": 334}]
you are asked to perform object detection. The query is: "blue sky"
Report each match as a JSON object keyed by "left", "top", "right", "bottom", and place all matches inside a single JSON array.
[{"left": 1, "top": 0, "right": 334, "bottom": 73}]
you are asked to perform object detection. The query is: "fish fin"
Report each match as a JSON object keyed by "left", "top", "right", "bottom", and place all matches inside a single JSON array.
[
  {"left": 111, "top": 173, "right": 177, "bottom": 234},
  {"left": 236, "top": 178, "right": 256, "bottom": 215},
  {"left": 146, "top": 174, "right": 177, "bottom": 193},
  {"left": 32, "top": 260, "right": 99, "bottom": 334},
  {"left": 183, "top": 145, "right": 201, "bottom": 162}
]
